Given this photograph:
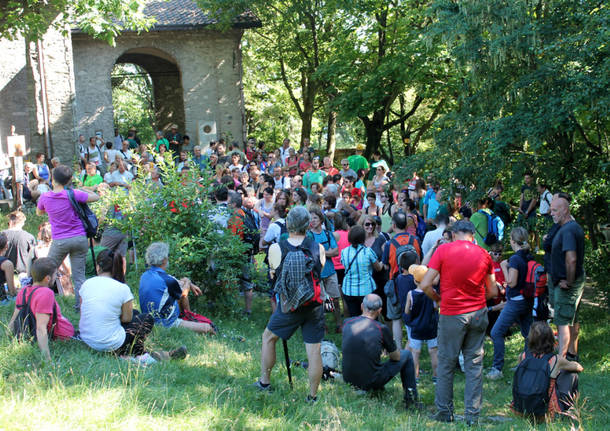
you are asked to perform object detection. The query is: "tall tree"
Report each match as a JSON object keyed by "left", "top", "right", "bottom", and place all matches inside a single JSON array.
[{"left": 0, "top": 0, "right": 152, "bottom": 44}]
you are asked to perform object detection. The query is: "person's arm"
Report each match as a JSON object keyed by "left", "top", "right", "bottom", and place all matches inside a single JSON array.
[
  {"left": 120, "top": 299, "right": 133, "bottom": 323},
  {"left": 35, "top": 313, "right": 52, "bottom": 361},
  {"left": 560, "top": 250, "right": 578, "bottom": 289},
  {"left": 504, "top": 265, "right": 518, "bottom": 289},
  {"left": 484, "top": 273, "right": 499, "bottom": 299},
  {"left": 557, "top": 355, "right": 584, "bottom": 373},
  {"left": 420, "top": 268, "right": 441, "bottom": 303},
  {"left": 500, "top": 259, "right": 510, "bottom": 282},
  {"left": 404, "top": 291, "right": 412, "bottom": 315},
  {"left": 325, "top": 246, "right": 339, "bottom": 258},
  {"left": 1, "top": 260, "right": 16, "bottom": 295},
  {"left": 373, "top": 260, "right": 383, "bottom": 272},
  {"left": 319, "top": 243, "right": 326, "bottom": 268},
  {"left": 8, "top": 306, "right": 19, "bottom": 331}
]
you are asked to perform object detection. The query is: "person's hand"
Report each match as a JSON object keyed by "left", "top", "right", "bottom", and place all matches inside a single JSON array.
[{"left": 190, "top": 283, "right": 203, "bottom": 296}]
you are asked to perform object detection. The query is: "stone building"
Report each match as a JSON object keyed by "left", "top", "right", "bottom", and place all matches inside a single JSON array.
[{"left": 0, "top": 0, "right": 259, "bottom": 163}]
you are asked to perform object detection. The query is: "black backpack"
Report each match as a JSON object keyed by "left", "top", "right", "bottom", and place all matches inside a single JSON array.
[
  {"left": 512, "top": 352, "right": 554, "bottom": 416},
  {"left": 11, "top": 287, "right": 57, "bottom": 341},
  {"left": 66, "top": 188, "right": 99, "bottom": 238},
  {"left": 238, "top": 208, "right": 260, "bottom": 254}
]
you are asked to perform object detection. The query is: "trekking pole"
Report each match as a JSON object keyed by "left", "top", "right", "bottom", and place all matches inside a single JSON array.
[
  {"left": 282, "top": 338, "right": 293, "bottom": 389},
  {"left": 132, "top": 229, "right": 138, "bottom": 271},
  {"left": 90, "top": 238, "right": 97, "bottom": 276}
]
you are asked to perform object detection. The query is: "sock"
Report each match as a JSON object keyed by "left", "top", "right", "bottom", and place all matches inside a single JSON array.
[{"left": 258, "top": 380, "right": 270, "bottom": 388}]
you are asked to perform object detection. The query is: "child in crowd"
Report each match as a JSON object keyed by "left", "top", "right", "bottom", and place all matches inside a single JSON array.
[
  {"left": 392, "top": 248, "right": 420, "bottom": 349},
  {"left": 487, "top": 241, "right": 507, "bottom": 335},
  {"left": 405, "top": 264, "right": 439, "bottom": 382},
  {"left": 9, "top": 258, "right": 75, "bottom": 361}
]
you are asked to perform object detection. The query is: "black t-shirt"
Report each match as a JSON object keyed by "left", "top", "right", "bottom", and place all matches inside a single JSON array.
[
  {"left": 342, "top": 316, "right": 396, "bottom": 389},
  {"left": 521, "top": 184, "right": 537, "bottom": 214},
  {"left": 550, "top": 220, "right": 585, "bottom": 283},
  {"left": 2, "top": 229, "right": 35, "bottom": 274},
  {"left": 507, "top": 249, "right": 530, "bottom": 299}
]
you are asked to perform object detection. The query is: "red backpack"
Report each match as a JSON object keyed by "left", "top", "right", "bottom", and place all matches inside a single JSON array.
[{"left": 522, "top": 260, "right": 547, "bottom": 299}]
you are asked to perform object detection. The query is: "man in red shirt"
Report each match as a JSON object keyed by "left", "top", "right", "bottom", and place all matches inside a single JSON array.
[{"left": 420, "top": 220, "right": 498, "bottom": 425}]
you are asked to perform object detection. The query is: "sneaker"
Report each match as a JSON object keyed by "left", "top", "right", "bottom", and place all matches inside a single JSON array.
[
  {"left": 486, "top": 367, "right": 503, "bottom": 380},
  {"left": 169, "top": 345, "right": 188, "bottom": 360},
  {"left": 428, "top": 411, "right": 454, "bottom": 423},
  {"left": 305, "top": 395, "right": 318, "bottom": 404},
  {"left": 432, "top": 376, "right": 437, "bottom": 385},
  {"left": 253, "top": 380, "right": 273, "bottom": 392}
]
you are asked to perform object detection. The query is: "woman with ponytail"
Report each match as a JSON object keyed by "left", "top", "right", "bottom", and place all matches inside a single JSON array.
[
  {"left": 486, "top": 227, "right": 535, "bottom": 380},
  {"left": 79, "top": 249, "right": 186, "bottom": 361}
]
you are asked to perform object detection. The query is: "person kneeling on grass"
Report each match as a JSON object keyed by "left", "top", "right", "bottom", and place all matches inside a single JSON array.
[
  {"left": 342, "top": 293, "right": 420, "bottom": 410},
  {"left": 9, "top": 258, "right": 74, "bottom": 361},
  {"left": 139, "top": 242, "right": 215, "bottom": 334},
  {"left": 79, "top": 249, "right": 186, "bottom": 361}
]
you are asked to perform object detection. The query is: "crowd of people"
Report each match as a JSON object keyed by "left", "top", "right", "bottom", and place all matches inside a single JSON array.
[{"left": 0, "top": 126, "right": 587, "bottom": 424}]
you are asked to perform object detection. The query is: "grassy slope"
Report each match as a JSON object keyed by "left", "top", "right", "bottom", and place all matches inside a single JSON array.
[{"left": 0, "top": 212, "right": 608, "bottom": 430}]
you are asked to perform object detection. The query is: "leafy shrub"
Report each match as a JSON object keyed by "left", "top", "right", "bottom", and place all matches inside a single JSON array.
[
  {"left": 95, "top": 149, "right": 248, "bottom": 312},
  {"left": 584, "top": 242, "right": 610, "bottom": 310}
]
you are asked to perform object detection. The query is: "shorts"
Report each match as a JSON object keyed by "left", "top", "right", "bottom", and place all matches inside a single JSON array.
[
  {"left": 322, "top": 273, "right": 340, "bottom": 299},
  {"left": 409, "top": 337, "right": 438, "bottom": 351},
  {"left": 554, "top": 275, "right": 585, "bottom": 327},
  {"left": 267, "top": 303, "right": 325, "bottom": 344}
]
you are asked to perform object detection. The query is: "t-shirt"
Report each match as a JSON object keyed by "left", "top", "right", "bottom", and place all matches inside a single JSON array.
[
  {"left": 340, "top": 168, "right": 357, "bottom": 179},
  {"left": 139, "top": 266, "right": 182, "bottom": 327},
  {"left": 521, "top": 184, "right": 537, "bottom": 214},
  {"left": 471, "top": 209, "right": 489, "bottom": 250},
  {"left": 263, "top": 219, "right": 286, "bottom": 245},
  {"left": 81, "top": 173, "right": 103, "bottom": 187},
  {"left": 347, "top": 154, "right": 369, "bottom": 173},
  {"left": 491, "top": 260, "right": 505, "bottom": 285},
  {"left": 507, "top": 249, "right": 529, "bottom": 299},
  {"left": 37, "top": 189, "right": 88, "bottom": 240},
  {"left": 342, "top": 316, "right": 396, "bottom": 389},
  {"left": 109, "top": 170, "right": 134, "bottom": 185},
  {"left": 539, "top": 190, "right": 553, "bottom": 215},
  {"left": 310, "top": 230, "right": 337, "bottom": 278},
  {"left": 16, "top": 285, "right": 74, "bottom": 339},
  {"left": 79, "top": 276, "right": 134, "bottom": 351},
  {"left": 395, "top": 273, "right": 417, "bottom": 326},
  {"left": 341, "top": 245, "right": 378, "bottom": 296},
  {"left": 302, "top": 170, "right": 326, "bottom": 192},
  {"left": 82, "top": 145, "right": 102, "bottom": 165},
  {"left": 421, "top": 226, "right": 444, "bottom": 257},
  {"left": 426, "top": 198, "right": 440, "bottom": 220},
  {"left": 104, "top": 149, "right": 120, "bottom": 165},
  {"left": 2, "top": 228, "right": 35, "bottom": 273},
  {"left": 550, "top": 220, "right": 585, "bottom": 283},
  {"left": 427, "top": 240, "right": 493, "bottom": 316}
]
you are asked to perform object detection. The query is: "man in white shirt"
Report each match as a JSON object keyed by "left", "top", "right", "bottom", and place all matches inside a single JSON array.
[
  {"left": 108, "top": 160, "right": 134, "bottom": 189},
  {"left": 421, "top": 213, "right": 449, "bottom": 257},
  {"left": 279, "top": 138, "right": 291, "bottom": 166}
]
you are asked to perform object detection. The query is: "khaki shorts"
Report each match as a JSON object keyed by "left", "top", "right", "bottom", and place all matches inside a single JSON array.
[
  {"left": 322, "top": 273, "right": 341, "bottom": 299},
  {"left": 554, "top": 275, "right": 585, "bottom": 327}
]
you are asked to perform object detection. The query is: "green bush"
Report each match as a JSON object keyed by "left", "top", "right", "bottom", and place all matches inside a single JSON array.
[
  {"left": 584, "top": 242, "right": 610, "bottom": 310},
  {"left": 95, "top": 149, "right": 248, "bottom": 313}
]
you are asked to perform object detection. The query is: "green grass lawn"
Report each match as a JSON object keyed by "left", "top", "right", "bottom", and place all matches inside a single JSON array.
[
  {"left": 0, "top": 283, "right": 608, "bottom": 430},
  {"left": 0, "top": 211, "right": 608, "bottom": 429}
]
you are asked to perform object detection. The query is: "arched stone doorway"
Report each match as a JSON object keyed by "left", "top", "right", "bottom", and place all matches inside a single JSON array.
[{"left": 114, "top": 47, "right": 185, "bottom": 134}]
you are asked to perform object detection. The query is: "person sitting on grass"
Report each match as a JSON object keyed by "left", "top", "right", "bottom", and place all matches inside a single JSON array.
[
  {"left": 8, "top": 258, "right": 74, "bottom": 361},
  {"left": 80, "top": 249, "right": 186, "bottom": 362},
  {"left": 342, "top": 293, "right": 420, "bottom": 410},
  {"left": 139, "top": 242, "right": 215, "bottom": 334},
  {"left": 404, "top": 265, "right": 439, "bottom": 384},
  {"left": 511, "top": 321, "right": 583, "bottom": 423},
  {"left": 0, "top": 232, "right": 17, "bottom": 303}
]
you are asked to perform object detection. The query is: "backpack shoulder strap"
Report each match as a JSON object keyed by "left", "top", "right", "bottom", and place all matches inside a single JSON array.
[{"left": 345, "top": 246, "right": 364, "bottom": 275}]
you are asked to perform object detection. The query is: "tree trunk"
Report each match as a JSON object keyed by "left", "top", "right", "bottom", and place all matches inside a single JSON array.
[
  {"left": 361, "top": 111, "right": 385, "bottom": 158},
  {"left": 326, "top": 111, "right": 337, "bottom": 162},
  {"left": 300, "top": 82, "right": 316, "bottom": 149}
]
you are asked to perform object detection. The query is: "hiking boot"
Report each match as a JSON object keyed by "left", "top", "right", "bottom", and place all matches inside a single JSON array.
[
  {"left": 429, "top": 411, "right": 454, "bottom": 423},
  {"left": 486, "top": 367, "right": 503, "bottom": 380},
  {"left": 169, "top": 345, "right": 188, "bottom": 360},
  {"left": 253, "top": 380, "right": 273, "bottom": 392}
]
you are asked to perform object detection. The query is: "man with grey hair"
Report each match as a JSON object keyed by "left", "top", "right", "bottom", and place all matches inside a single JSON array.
[
  {"left": 420, "top": 219, "right": 498, "bottom": 425},
  {"left": 342, "top": 293, "right": 419, "bottom": 409},
  {"left": 254, "top": 206, "right": 326, "bottom": 402},
  {"left": 139, "top": 242, "right": 215, "bottom": 334}
]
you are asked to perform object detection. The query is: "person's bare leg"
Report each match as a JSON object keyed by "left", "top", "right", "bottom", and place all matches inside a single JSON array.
[
  {"left": 178, "top": 320, "right": 215, "bottom": 334},
  {"left": 269, "top": 297, "right": 277, "bottom": 314},
  {"left": 260, "top": 328, "right": 278, "bottom": 385},
  {"left": 568, "top": 323, "right": 580, "bottom": 355},
  {"left": 305, "top": 342, "right": 322, "bottom": 398},
  {"left": 245, "top": 289, "right": 253, "bottom": 313},
  {"left": 392, "top": 319, "right": 402, "bottom": 350},
  {"left": 412, "top": 348, "right": 421, "bottom": 378},
  {"left": 429, "top": 346, "right": 439, "bottom": 377},
  {"left": 557, "top": 324, "right": 570, "bottom": 357}
]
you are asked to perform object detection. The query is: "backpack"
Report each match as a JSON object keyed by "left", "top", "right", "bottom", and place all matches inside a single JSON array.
[
  {"left": 66, "top": 188, "right": 99, "bottom": 238},
  {"left": 274, "top": 219, "right": 288, "bottom": 243},
  {"left": 274, "top": 237, "right": 323, "bottom": 312},
  {"left": 390, "top": 236, "right": 419, "bottom": 278},
  {"left": 477, "top": 209, "right": 504, "bottom": 245},
  {"left": 512, "top": 352, "right": 554, "bottom": 416},
  {"left": 415, "top": 213, "right": 427, "bottom": 243},
  {"left": 11, "top": 287, "right": 57, "bottom": 341},
  {"left": 238, "top": 208, "right": 260, "bottom": 254},
  {"left": 321, "top": 339, "right": 340, "bottom": 372},
  {"left": 522, "top": 260, "right": 547, "bottom": 299}
]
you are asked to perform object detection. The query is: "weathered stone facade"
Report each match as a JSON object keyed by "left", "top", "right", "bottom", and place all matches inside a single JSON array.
[{"left": 0, "top": 2, "right": 256, "bottom": 162}]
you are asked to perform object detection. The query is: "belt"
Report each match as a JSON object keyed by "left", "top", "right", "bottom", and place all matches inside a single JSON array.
[{"left": 510, "top": 295, "right": 524, "bottom": 301}]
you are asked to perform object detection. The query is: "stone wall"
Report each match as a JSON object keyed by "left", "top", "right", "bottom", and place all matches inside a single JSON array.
[{"left": 72, "top": 28, "right": 246, "bottom": 149}]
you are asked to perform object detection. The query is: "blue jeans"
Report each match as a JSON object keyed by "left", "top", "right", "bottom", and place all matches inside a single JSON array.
[{"left": 490, "top": 298, "right": 533, "bottom": 371}]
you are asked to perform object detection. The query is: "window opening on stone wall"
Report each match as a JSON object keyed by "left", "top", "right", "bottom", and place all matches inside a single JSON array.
[{"left": 111, "top": 63, "right": 156, "bottom": 144}]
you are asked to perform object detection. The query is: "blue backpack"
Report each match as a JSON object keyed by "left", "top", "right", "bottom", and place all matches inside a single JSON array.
[
  {"left": 415, "top": 213, "right": 427, "bottom": 243},
  {"left": 477, "top": 209, "right": 504, "bottom": 245}
]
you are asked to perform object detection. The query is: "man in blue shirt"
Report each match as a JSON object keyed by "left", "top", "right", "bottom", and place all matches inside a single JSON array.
[{"left": 139, "top": 242, "right": 215, "bottom": 334}]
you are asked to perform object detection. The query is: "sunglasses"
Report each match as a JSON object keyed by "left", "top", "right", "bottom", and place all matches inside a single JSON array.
[
  {"left": 490, "top": 251, "right": 502, "bottom": 256},
  {"left": 363, "top": 223, "right": 374, "bottom": 227}
]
